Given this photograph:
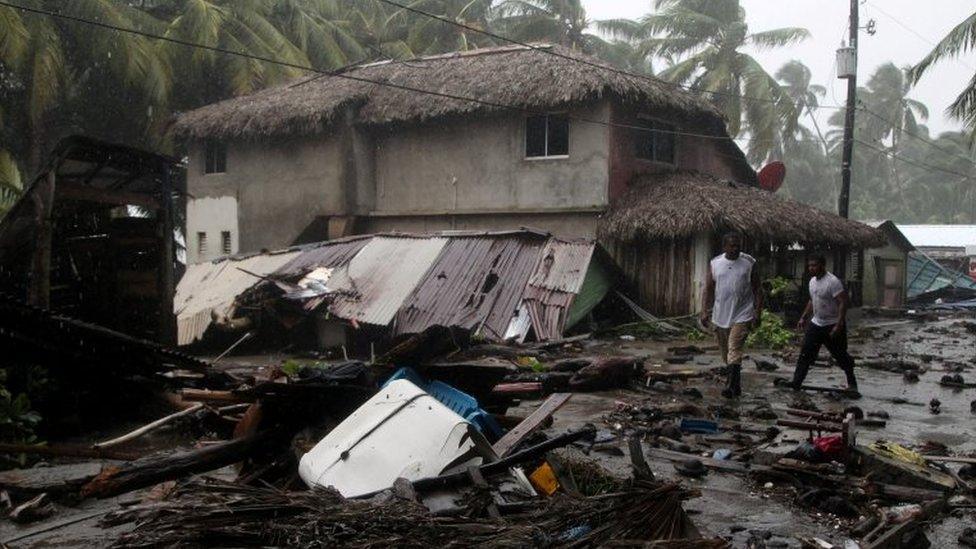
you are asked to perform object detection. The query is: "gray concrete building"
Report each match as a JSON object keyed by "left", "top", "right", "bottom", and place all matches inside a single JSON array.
[{"left": 173, "top": 44, "right": 754, "bottom": 263}]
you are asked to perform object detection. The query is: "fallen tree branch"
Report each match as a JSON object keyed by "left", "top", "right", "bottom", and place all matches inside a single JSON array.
[{"left": 94, "top": 403, "right": 205, "bottom": 450}]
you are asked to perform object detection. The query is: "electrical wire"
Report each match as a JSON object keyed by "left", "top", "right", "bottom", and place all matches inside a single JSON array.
[
  {"left": 0, "top": 0, "right": 820, "bottom": 153},
  {"left": 855, "top": 138, "right": 973, "bottom": 180},
  {"left": 371, "top": 0, "right": 850, "bottom": 112},
  {"left": 858, "top": 104, "right": 976, "bottom": 170},
  {"left": 863, "top": 0, "right": 976, "bottom": 72}
]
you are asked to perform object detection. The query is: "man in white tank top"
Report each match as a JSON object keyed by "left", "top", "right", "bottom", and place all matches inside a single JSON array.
[{"left": 701, "top": 232, "right": 763, "bottom": 397}]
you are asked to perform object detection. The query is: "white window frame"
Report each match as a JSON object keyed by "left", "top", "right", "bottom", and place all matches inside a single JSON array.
[{"left": 524, "top": 113, "right": 570, "bottom": 160}]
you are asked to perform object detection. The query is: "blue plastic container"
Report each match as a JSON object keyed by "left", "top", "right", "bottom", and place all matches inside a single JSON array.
[{"left": 383, "top": 367, "right": 504, "bottom": 440}]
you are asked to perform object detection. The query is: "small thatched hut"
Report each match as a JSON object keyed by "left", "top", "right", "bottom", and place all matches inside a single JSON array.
[{"left": 599, "top": 170, "right": 885, "bottom": 316}]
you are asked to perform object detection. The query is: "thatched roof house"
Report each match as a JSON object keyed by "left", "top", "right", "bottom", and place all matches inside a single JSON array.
[
  {"left": 599, "top": 170, "right": 884, "bottom": 248},
  {"left": 172, "top": 44, "right": 724, "bottom": 140}
]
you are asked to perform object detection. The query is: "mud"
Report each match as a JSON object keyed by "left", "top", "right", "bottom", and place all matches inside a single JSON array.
[{"left": 523, "top": 312, "right": 976, "bottom": 547}]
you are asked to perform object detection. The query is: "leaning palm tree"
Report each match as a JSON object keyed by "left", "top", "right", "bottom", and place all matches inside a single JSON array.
[
  {"left": 599, "top": 0, "right": 807, "bottom": 161},
  {"left": 910, "top": 10, "right": 976, "bottom": 135},
  {"left": 492, "top": 0, "right": 608, "bottom": 53},
  {"left": 775, "top": 60, "right": 828, "bottom": 151}
]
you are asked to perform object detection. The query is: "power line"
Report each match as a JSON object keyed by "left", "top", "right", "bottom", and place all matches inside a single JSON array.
[
  {"left": 858, "top": 104, "right": 976, "bottom": 170},
  {"left": 14, "top": 0, "right": 961, "bottom": 169},
  {"left": 0, "top": 0, "right": 819, "bottom": 157},
  {"left": 0, "top": 1, "right": 746, "bottom": 146},
  {"left": 371, "top": 0, "right": 850, "bottom": 112},
  {"left": 855, "top": 138, "right": 973, "bottom": 180},
  {"left": 863, "top": 1, "right": 976, "bottom": 72}
]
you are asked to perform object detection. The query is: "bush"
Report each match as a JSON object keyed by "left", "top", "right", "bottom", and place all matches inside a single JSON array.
[
  {"left": 0, "top": 370, "right": 42, "bottom": 466},
  {"left": 746, "top": 311, "right": 794, "bottom": 350}
]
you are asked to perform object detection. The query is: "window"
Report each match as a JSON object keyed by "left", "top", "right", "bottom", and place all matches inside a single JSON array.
[
  {"left": 525, "top": 114, "right": 569, "bottom": 158},
  {"left": 221, "top": 231, "right": 232, "bottom": 255},
  {"left": 634, "top": 119, "right": 675, "bottom": 164},
  {"left": 204, "top": 141, "right": 227, "bottom": 174},
  {"left": 197, "top": 231, "right": 208, "bottom": 256}
]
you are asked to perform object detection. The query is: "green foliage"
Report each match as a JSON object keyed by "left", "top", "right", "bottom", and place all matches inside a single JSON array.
[
  {"left": 0, "top": 370, "right": 42, "bottom": 465},
  {"left": 746, "top": 311, "right": 793, "bottom": 350},
  {"left": 685, "top": 328, "right": 706, "bottom": 342},
  {"left": 765, "top": 276, "right": 791, "bottom": 297}
]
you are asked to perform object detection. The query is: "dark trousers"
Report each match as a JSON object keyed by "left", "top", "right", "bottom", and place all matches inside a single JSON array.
[{"left": 792, "top": 323, "right": 857, "bottom": 389}]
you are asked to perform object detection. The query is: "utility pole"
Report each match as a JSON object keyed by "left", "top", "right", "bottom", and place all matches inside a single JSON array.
[
  {"left": 835, "top": 0, "right": 859, "bottom": 281},
  {"left": 838, "top": 0, "right": 858, "bottom": 220}
]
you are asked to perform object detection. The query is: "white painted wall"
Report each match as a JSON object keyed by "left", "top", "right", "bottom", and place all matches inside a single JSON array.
[{"left": 186, "top": 195, "right": 239, "bottom": 264}]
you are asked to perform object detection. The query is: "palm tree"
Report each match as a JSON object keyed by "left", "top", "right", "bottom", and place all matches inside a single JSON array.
[
  {"left": 775, "top": 60, "right": 828, "bottom": 151},
  {"left": 0, "top": 1, "right": 171, "bottom": 173},
  {"left": 388, "top": 0, "right": 495, "bottom": 55},
  {"left": 599, "top": 0, "right": 808, "bottom": 161},
  {"left": 492, "top": 0, "right": 608, "bottom": 53},
  {"left": 910, "top": 10, "right": 976, "bottom": 135}
]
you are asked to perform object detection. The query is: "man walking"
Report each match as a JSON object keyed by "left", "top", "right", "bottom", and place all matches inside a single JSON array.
[
  {"left": 791, "top": 255, "right": 858, "bottom": 393},
  {"left": 702, "top": 232, "right": 762, "bottom": 398}
]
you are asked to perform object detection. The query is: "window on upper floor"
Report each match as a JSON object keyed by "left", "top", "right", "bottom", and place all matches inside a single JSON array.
[
  {"left": 525, "top": 114, "right": 569, "bottom": 158},
  {"left": 634, "top": 119, "right": 675, "bottom": 164},
  {"left": 204, "top": 141, "right": 227, "bottom": 174}
]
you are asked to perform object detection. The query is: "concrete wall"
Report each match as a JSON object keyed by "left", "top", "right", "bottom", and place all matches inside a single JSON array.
[
  {"left": 371, "top": 102, "right": 611, "bottom": 214},
  {"left": 186, "top": 135, "right": 346, "bottom": 259},
  {"left": 185, "top": 196, "right": 239, "bottom": 263},
  {"left": 608, "top": 103, "right": 754, "bottom": 201},
  {"left": 364, "top": 211, "right": 600, "bottom": 239}
]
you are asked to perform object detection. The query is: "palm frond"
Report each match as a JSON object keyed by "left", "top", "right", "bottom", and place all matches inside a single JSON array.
[
  {"left": 911, "top": 10, "right": 976, "bottom": 82},
  {"left": 747, "top": 27, "right": 809, "bottom": 50}
]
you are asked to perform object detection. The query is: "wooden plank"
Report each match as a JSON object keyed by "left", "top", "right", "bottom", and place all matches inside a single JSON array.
[
  {"left": 55, "top": 181, "right": 159, "bottom": 209},
  {"left": 643, "top": 447, "right": 762, "bottom": 473},
  {"left": 922, "top": 455, "right": 976, "bottom": 464},
  {"left": 492, "top": 393, "right": 571, "bottom": 457}
]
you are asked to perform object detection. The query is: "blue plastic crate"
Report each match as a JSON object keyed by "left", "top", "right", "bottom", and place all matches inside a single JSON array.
[{"left": 382, "top": 367, "right": 504, "bottom": 440}]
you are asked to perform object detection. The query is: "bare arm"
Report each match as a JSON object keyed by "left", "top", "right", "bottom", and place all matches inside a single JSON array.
[
  {"left": 831, "top": 290, "right": 849, "bottom": 336},
  {"left": 701, "top": 265, "right": 715, "bottom": 322},
  {"left": 798, "top": 299, "right": 813, "bottom": 329},
  {"left": 751, "top": 266, "right": 764, "bottom": 321}
]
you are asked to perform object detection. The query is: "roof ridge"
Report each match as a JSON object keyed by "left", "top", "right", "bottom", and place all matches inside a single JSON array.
[{"left": 357, "top": 43, "right": 554, "bottom": 70}]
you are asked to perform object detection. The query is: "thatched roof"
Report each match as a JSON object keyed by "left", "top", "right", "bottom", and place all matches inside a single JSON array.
[
  {"left": 171, "top": 44, "right": 725, "bottom": 141},
  {"left": 599, "top": 170, "right": 886, "bottom": 248}
]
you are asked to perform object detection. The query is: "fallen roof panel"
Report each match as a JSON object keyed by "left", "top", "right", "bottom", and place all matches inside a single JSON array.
[
  {"left": 175, "top": 251, "right": 301, "bottom": 345},
  {"left": 393, "top": 234, "right": 545, "bottom": 339},
  {"left": 327, "top": 236, "right": 448, "bottom": 327}
]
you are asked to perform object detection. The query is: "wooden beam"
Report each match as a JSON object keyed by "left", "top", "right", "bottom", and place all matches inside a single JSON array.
[
  {"left": 55, "top": 181, "right": 159, "bottom": 209},
  {"left": 492, "top": 393, "right": 571, "bottom": 457}
]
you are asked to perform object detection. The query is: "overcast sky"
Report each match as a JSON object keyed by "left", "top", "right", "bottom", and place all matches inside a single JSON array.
[{"left": 583, "top": 0, "right": 976, "bottom": 136}]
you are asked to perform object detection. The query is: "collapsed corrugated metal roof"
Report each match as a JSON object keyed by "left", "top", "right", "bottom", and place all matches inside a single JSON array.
[
  {"left": 907, "top": 250, "right": 976, "bottom": 299},
  {"left": 175, "top": 251, "right": 301, "bottom": 345},
  {"left": 174, "top": 230, "right": 610, "bottom": 345}
]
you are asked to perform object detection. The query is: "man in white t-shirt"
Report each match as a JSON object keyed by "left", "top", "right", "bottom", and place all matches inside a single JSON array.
[
  {"left": 791, "top": 255, "right": 858, "bottom": 393},
  {"left": 701, "top": 232, "right": 763, "bottom": 398}
]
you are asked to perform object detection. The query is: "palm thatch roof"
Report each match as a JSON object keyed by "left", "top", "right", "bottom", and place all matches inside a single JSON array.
[
  {"left": 599, "top": 170, "right": 886, "bottom": 248},
  {"left": 171, "top": 44, "right": 726, "bottom": 141}
]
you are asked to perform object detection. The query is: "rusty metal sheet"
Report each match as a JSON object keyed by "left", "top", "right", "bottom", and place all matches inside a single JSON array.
[
  {"left": 393, "top": 235, "right": 546, "bottom": 340},
  {"left": 527, "top": 240, "right": 595, "bottom": 293},
  {"left": 523, "top": 286, "right": 575, "bottom": 342},
  {"left": 174, "top": 251, "right": 301, "bottom": 345},
  {"left": 327, "top": 236, "right": 448, "bottom": 326},
  {"left": 274, "top": 236, "right": 372, "bottom": 278}
]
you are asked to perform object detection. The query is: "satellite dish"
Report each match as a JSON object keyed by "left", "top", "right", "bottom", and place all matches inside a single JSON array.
[{"left": 758, "top": 161, "right": 786, "bottom": 193}]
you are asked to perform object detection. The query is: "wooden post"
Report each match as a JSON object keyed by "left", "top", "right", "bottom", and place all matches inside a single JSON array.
[
  {"left": 28, "top": 170, "right": 56, "bottom": 308},
  {"left": 157, "top": 165, "right": 176, "bottom": 345}
]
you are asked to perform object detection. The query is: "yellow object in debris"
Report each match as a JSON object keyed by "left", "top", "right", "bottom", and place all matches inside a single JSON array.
[
  {"left": 529, "top": 462, "right": 560, "bottom": 496},
  {"left": 869, "top": 441, "right": 927, "bottom": 466}
]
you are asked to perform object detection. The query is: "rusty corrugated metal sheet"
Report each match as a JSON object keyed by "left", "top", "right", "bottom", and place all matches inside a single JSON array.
[
  {"left": 274, "top": 236, "right": 372, "bottom": 278},
  {"left": 174, "top": 251, "right": 301, "bottom": 345},
  {"left": 327, "top": 236, "right": 448, "bottom": 326},
  {"left": 528, "top": 240, "right": 595, "bottom": 293},
  {"left": 521, "top": 240, "right": 596, "bottom": 341},
  {"left": 393, "top": 234, "right": 546, "bottom": 340}
]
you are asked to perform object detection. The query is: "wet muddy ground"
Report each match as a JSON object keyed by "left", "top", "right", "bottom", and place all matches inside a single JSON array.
[
  {"left": 1, "top": 311, "right": 972, "bottom": 547},
  {"left": 524, "top": 311, "right": 976, "bottom": 548}
]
